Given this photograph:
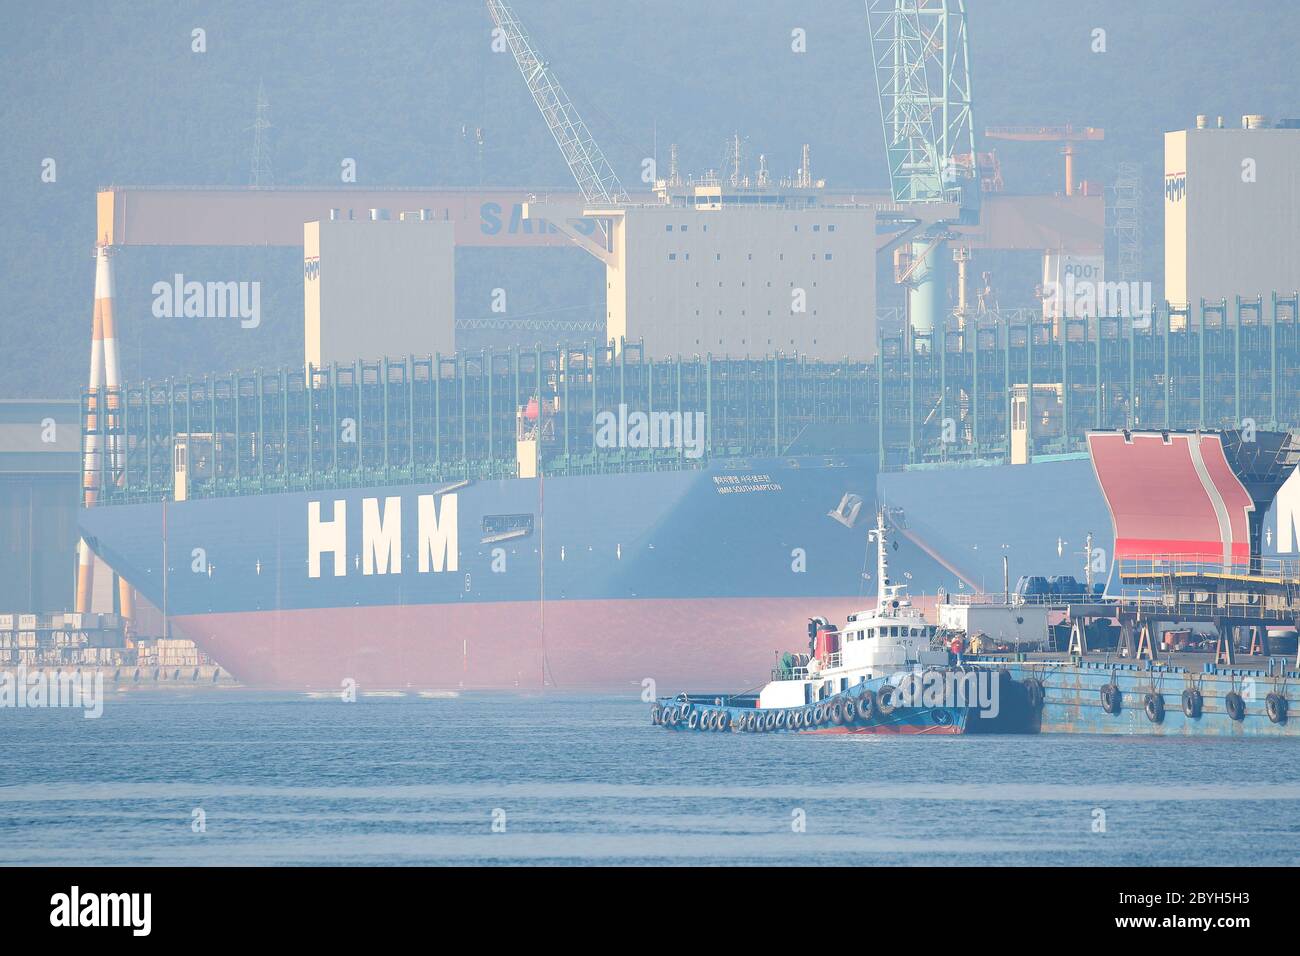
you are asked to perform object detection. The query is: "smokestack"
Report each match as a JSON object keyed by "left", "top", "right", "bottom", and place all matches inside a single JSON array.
[
  {"left": 75, "top": 250, "right": 107, "bottom": 614},
  {"left": 77, "top": 246, "right": 134, "bottom": 624}
]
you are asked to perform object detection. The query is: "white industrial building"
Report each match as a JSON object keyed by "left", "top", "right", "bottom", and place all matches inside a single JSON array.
[
  {"left": 528, "top": 186, "right": 877, "bottom": 361},
  {"left": 304, "top": 211, "right": 455, "bottom": 368},
  {"left": 1165, "top": 115, "right": 1300, "bottom": 311}
]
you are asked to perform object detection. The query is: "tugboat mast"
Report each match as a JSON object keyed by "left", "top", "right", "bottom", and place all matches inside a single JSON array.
[{"left": 868, "top": 507, "right": 891, "bottom": 609}]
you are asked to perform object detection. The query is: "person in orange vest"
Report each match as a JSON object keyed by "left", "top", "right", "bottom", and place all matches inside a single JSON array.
[{"left": 949, "top": 634, "right": 964, "bottom": 666}]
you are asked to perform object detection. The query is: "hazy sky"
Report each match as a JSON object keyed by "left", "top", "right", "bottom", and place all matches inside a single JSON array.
[{"left": 3, "top": 0, "right": 1298, "bottom": 393}]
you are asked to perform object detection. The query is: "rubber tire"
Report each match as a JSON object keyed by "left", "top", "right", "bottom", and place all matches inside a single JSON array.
[
  {"left": 687, "top": 709, "right": 700, "bottom": 730},
  {"left": 1266, "top": 692, "right": 1288, "bottom": 724},
  {"left": 1144, "top": 693, "right": 1164, "bottom": 724},
  {"left": 812, "top": 703, "right": 827, "bottom": 725},
  {"left": 856, "top": 690, "right": 875, "bottom": 721},
  {"left": 1022, "top": 678, "right": 1044, "bottom": 711},
  {"left": 1100, "top": 683, "right": 1121, "bottom": 715},
  {"left": 829, "top": 700, "right": 845, "bottom": 725},
  {"left": 1182, "top": 688, "right": 1203, "bottom": 719},
  {"left": 901, "top": 672, "right": 924, "bottom": 707},
  {"left": 774, "top": 710, "right": 787, "bottom": 729},
  {"left": 1224, "top": 691, "right": 1245, "bottom": 722},
  {"left": 877, "top": 685, "right": 897, "bottom": 716}
]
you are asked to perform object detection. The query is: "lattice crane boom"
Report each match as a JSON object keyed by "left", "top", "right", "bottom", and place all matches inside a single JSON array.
[
  {"left": 487, "top": 0, "right": 628, "bottom": 205},
  {"left": 865, "top": 0, "right": 977, "bottom": 212}
]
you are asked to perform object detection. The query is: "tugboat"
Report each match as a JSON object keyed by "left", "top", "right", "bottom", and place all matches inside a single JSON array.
[{"left": 652, "top": 509, "right": 1014, "bottom": 734}]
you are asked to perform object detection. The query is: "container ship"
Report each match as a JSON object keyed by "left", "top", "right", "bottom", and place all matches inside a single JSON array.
[{"left": 77, "top": 279, "right": 1300, "bottom": 692}]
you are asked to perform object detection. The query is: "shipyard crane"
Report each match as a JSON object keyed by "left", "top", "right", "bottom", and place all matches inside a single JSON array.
[
  {"left": 866, "top": 0, "right": 977, "bottom": 210},
  {"left": 984, "top": 125, "right": 1105, "bottom": 197},
  {"left": 865, "top": 0, "right": 978, "bottom": 341},
  {"left": 486, "top": 0, "right": 628, "bottom": 206}
]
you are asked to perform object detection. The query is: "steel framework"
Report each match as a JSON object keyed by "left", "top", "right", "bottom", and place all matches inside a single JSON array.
[
  {"left": 486, "top": 0, "right": 628, "bottom": 206},
  {"left": 85, "top": 295, "right": 1300, "bottom": 504},
  {"left": 866, "top": 0, "right": 977, "bottom": 210}
]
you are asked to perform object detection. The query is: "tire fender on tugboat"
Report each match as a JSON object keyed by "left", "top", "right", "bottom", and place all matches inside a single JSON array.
[
  {"left": 877, "top": 685, "right": 898, "bottom": 716},
  {"left": 856, "top": 690, "right": 875, "bottom": 721}
]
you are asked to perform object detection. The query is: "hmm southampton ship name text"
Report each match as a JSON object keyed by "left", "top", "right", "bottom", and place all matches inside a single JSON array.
[{"left": 308, "top": 493, "right": 457, "bottom": 578}]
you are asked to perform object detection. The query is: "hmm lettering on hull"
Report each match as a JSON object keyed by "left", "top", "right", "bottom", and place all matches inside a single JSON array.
[{"left": 307, "top": 494, "right": 458, "bottom": 578}]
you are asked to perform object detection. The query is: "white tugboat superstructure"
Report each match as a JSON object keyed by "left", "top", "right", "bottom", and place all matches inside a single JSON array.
[
  {"left": 757, "top": 508, "right": 936, "bottom": 710},
  {"left": 652, "top": 507, "right": 1016, "bottom": 735}
]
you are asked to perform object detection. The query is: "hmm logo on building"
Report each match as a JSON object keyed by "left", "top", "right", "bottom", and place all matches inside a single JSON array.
[
  {"left": 308, "top": 494, "right": 457, "bottom": 577},
  {"left": 304, "top": 256, "right": 320, "bottom": 281},
  {"left": 1165, "top": 172, "right": 1187, "bottom": 203}
]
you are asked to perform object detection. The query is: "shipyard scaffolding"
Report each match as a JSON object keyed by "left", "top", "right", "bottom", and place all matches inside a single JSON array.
[{"left": 83, "top": 294, "right": 1300, "bottom": 505}]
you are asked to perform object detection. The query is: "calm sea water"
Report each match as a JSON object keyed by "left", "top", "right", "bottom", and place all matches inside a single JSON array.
[{"left": 2, "top": 690, "right": 1298, "bottom": 866}]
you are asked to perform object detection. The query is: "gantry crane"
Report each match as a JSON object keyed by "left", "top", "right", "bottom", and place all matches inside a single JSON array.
[{"left": 984, "top": 125, "right": 1105, "bottom": 197}]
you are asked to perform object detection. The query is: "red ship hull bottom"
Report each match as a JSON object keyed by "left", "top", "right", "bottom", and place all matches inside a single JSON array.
[{"left": 172, "top": 596, "right": 935, "bottom": 692}]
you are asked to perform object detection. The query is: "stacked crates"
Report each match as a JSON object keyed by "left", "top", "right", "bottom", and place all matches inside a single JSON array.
[{"left": 137, "top": 638, "right": 203, "bottom": 669}]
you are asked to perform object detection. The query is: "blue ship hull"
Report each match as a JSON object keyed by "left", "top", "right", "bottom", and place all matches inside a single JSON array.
[
  {"left": 653, "top": 675, "right": 973, "bottom": 735},
  {"left": 82, "top": 455, "right": 961, "bottom": 689},
  {"left": 79, "top": 444, "right": 1300, "bottom": 691},
  {"left": 1003, "top": 659, "right": 1300, "bottom": 737}
]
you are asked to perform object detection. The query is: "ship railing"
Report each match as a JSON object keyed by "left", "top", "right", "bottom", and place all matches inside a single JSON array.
[
  {"left": 771, "top": 666, "right": 810, "bottom": 681},
  {"left": 948, "top": 592, "right": 1092, "bottom": 607},
  {"left": 1118, "top": 553, "right": 1300, "bottom": 584}
]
